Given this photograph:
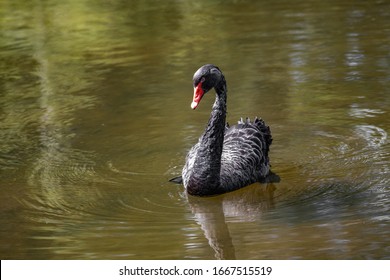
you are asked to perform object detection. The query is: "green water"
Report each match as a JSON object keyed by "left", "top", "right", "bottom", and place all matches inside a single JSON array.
[{"left": 0, "top": 0, "right": 389, "bottom": 259}]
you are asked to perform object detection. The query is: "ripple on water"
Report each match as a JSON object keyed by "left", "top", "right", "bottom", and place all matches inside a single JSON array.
[
  {"left": 22, "top": 152, "right": 187, "bottom": 228},
  {"left": 272, "top": 122, "right": 389, "bottom": 225},
  {"left": 354, "top": 124, "right": 388, "bottom": 148}
]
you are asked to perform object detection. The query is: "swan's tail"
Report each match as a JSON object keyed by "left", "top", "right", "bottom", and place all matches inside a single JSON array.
[
  {"left": 253, "top": 117, "right": 272, "bottom": 148},
  {"left": 238, "top": 117, "right": 272, "bottom": 148},
  {"left": 259, "top": 170, "right": 281, "bottom": 183}
]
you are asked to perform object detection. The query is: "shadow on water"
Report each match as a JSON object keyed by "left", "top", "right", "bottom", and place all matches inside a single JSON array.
[{"left": 185, "top": 184, "right": 276, "bottom": 260}]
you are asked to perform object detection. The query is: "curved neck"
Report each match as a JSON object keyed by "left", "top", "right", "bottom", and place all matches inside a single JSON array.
[
  {"left": 203, "top": 83, "right": 227, "bottom": 149},
  {"left": 192, "top": 78, "right": 227, "bottom": 193}
]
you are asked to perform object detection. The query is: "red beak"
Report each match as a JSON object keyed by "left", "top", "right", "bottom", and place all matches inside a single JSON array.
[{"left": 191, "top": 82, "right": 204, "bottom": 110}]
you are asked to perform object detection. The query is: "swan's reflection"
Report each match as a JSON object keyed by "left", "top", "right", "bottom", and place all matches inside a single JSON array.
[{"left": 186, "top": 183, "right": 275, "bottom": 259}]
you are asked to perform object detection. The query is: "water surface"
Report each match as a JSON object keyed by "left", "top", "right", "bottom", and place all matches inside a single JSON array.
[{"left": 0, "top": 0, "right": 389, "bottom": 259}]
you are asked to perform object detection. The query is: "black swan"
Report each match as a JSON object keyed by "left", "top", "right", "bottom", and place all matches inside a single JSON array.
[{"left": 172, "top": 64, "right": 277, "bottom": 196}]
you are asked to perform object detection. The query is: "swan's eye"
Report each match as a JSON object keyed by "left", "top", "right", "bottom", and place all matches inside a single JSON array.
[{"left": 194, "top": 76, "right": 206, "bottom": 88}]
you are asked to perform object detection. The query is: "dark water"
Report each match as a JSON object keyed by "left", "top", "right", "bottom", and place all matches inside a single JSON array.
[{"left": 1, "top": 0, "right": 389, "bottom": 259}]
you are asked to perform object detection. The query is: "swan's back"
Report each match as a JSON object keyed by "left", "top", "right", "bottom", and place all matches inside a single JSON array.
[{"left": 220, "top": 117, "right": 272, "bottom": 191}]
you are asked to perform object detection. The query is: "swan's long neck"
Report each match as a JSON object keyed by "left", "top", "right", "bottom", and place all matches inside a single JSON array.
[{"left": 189, "top": 79, "right": 227, "bottom": 195}]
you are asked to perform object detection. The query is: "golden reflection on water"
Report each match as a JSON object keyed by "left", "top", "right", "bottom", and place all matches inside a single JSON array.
[{"left": 0, "top": 0, "right": 389, "bottom": 259}]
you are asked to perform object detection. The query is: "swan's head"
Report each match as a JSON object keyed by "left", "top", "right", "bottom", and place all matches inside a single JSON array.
[{"left": 191, "top": 64, "right": 223, "bottom": 109}]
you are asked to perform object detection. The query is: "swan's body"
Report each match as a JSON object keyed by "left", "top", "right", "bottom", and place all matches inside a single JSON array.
[{"left": 179, "top": 64, "right": 275, "bottom": 196}]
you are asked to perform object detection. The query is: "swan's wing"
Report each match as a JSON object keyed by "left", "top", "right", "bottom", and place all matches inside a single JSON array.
[
  {"left": 181, "top": 142, "right": 200, "bottom": 188},
  {"left": 220, "top": 117, "right": 271, "bottom": 189}
]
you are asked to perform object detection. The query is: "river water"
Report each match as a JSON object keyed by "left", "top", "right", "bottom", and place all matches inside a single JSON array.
[{"left": 0, "top": 0, "right": 389, "bottom": 259}]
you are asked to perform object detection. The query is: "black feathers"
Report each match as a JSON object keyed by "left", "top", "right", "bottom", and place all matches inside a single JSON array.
[{"left": 178, "top": 65, "right": 276, "bottom": 196}]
